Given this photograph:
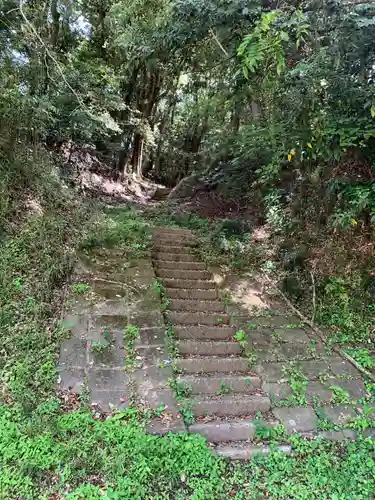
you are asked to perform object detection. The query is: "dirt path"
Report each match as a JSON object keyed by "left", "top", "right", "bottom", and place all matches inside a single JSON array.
[{"left": 58, "top": 226, "right": 373, "bottom": 459}]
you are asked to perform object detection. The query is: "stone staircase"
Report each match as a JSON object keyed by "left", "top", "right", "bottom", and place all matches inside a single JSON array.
[
  {"left": 152, "top": 227, "right": 274, "bottom": 455},
  {"left": 152, "top": 227, "right": 370, "bottom": 458}
]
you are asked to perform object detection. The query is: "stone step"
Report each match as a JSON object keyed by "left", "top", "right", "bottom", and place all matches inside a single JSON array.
[
  {"left": 153, "top": 252, "right": 201, "bottom": 263},
  {"left": 156, "top": 269, "right": 211, "bottom": 280},
  {"left": 155, "top": 261, "right": 206, "bottom": 271},
  {"left": 168, "top": 300, "right": 224, "bottom": 313},
  {"left": 152, "top": 228, "right": 194, "bottom": 237},
  {"left": 178, "top": 340, "right": 241, "bottom": 356},
  {"left": 175, "top": 325, "right": 234, "bottom": 340},
  {"left": 153, "top": 245, "right": 195, "bottom": 254},
  {"left": 167, "top": 312, "right": 229, "bottom": 326},
  {"left": 166, "top": 289, "right": 218, "bottom": 300},
  {"left": 215, "top": 443, "right": 292, "bottom": 460},
  {"left": 192, "top": 394, "right": 271, "bottom": 417},
  {"left": 177, "top": 357, "right": 250, "bottom": 374},
  {"left": 163, "top": 279, "right": 215, "bottom": 290},
  {"left": 178, "top": 375, "right": 261, "bottom": 394},
  {"left": 153, "top": 236, "right": 197, "bottom": 246},
  {"left": 189, "top": 419, "right": 257, "bottom": 443}
]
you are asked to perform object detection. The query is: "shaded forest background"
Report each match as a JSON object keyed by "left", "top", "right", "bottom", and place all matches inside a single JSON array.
[{"left": 1, "top": 0, "right": 375, "bottom": 348}]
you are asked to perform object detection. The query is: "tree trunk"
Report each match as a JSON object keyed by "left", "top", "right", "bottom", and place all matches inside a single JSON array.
[{"left": 50, "top": 0, "right": 60, "bottom": 47}]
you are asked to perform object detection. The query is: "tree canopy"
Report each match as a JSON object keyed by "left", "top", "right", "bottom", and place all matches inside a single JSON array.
[{"left": 1, "top": 0, "right": 375, "bottom": 226}]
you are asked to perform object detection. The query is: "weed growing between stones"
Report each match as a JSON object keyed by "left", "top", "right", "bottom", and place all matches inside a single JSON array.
[{"left": 124, "top": 324, "right": 140, "bottom": 370}]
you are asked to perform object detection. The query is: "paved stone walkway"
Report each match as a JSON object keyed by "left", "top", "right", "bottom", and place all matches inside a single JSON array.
[
  {"left": 58, "top": 245, "right": 184, "bottom": 433},
  {"left": 58, "top": 227, "right": 373, "bottom": 459}
]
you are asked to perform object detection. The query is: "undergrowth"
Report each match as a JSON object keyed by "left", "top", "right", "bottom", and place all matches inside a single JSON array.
[
  {"left": 1, "top": 176, "right": 375, "bottom": 499},
  {"left": 0, "top": 148, "right": 91, "bottom": 410},
  {"left": 1, "top": 402, "right": 374, "bottom": 499}
]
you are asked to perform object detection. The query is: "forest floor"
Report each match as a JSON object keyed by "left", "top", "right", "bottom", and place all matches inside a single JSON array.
[{"left": 1, "top": 201, "right": 375, "bottom": 498}]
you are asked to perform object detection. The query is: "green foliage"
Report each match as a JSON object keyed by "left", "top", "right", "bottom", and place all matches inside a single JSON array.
[
  {"left": 81, "top": 208, "right": 150, "bottom": 256},
  {"left": 346, "top": 348, "right": 375, "bottom": 371},
  {"left": 90, "top": 340, "right": 110, "bottom": 355},
  {"left": 238, "top": 10, "right": 309, "bottom": 77},
  {"left": 215, "top": 381, "right": 232, "bottom": 397},
  {"left": 0, "top": 405, "right": 223, "bottom": 499},
  {"left": 124, "top": 324, "right": 140, "bottom": 370},
  {"left": 317, "top": 275, "right": 374, "bottom": 346},
  {"left": 329, "top": 386, "right": 351, "bottom": 405},
  {"left": 233, "top": 329, "right": 247, "bottom": 348},
  {"left": 71, "top": 283, "right": 91, "bottom": 294},
  {"left": 281, "top": 363, "right": 309, "bottom": 406},
  {"left": 0, "top": 148, "right": 90, "bottom": 410}
]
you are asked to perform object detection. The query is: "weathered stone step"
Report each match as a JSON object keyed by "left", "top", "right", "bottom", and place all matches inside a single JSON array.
[
  {"left": 153, "top": 252, "right": 201, "bottom": 263},
  {"left": 153, "top": 245, "right": 195, "bottom": 255},
  {"left": 167, "top": 312, "right": 229, "bottom": 326},
  {"left": 168, "top": 300, "right": 224, "bottom": 313},
  {"left": 163, "top": 279, "right": 215, "bottom": 290},
  {"left": 177, "top": 357, "right": 250, "bottom": 374},
  {"left": 189, "top": 419, "right": 256, "bottom": 443},
  {"left": 153, "top": 236, "right": 196, "bottom": 246},
  {"left": 178, "top": 375, "right": 261, "bottom": 394},
  {"left": 215, "top": 443, "right": 292, "bottom": 460},
  {"left": 156, "top": 269, "right": 211, "bottom": 280},
  {"left": 178, "top": 340, "right": 241, "bottom": 356},
  {"left": 152, "top": 228, "right": 194, "bottom": 237},
  {"left": 192, "top": 394, "right": 271, "bottom": 417},
  {"left": 155, "top": 261, "right": 206, "bottom": 271},
  {"left": 175, "top": 325, "right": 234, "bottom": 340},
  {"left": 166, "top": 289, "right": 218, "bottom": 300}
]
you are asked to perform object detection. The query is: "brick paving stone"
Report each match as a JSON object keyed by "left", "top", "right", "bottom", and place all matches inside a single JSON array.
[
  {"left": 233, "top": 316, "right": 302, "bottom": 329},
  {"left": 127, "top": 308, "right": 164, "bottom": 327},
  {"left": 329, "top": 358, "right": 362, "bottom": 378},
  {"left": 135, "top": 365, "right": 172, "bottom": 392},
  {"left": 274, "top": 328, "right": 311, "bottom": 343},
  {"left": 63, "top": 314, "right": 89, "bottom": 338},
  {"left": 328, "top": 378, "right": 366, "bottom": 399},
  {"left": 273, "top": 407, "right": 318, "bottom": 433},
  {"left": 255, "top": 362, "right": 288, "bottom": 382},
  {"left": 91, "top": 390, "right": 131, "bottom": 412},
  {"left": 305, "top": 381, "right": 334, "bottom": 403},
  {"left": 143, "top": 389, "right": 181, "bottom": 416},
  {"left": 88, "top": 344, "right": 125, "bottom": 368},
  {"left": 299, "top": 359, "right": 330, "bottom": 379},
  {"left": 262, "top": 382, "right": 292, "bottom": 401},
  {"left": 321, "top": 405, "right": 357, "bottom": 425},
  {"left": 58, "top": 368, "right": 85, "bottom": 392},
  {"left": 93, "top": 300, "right": 128, "bottom": 316},
  {"left": 59, "top": 337, "right": 87, "bottom": 368},
  {"left": 87, "top": 369, "right": 130, "bottom": 391},
  {"left": 135, "top": 327, "right": 166, "bottom": 347}
]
